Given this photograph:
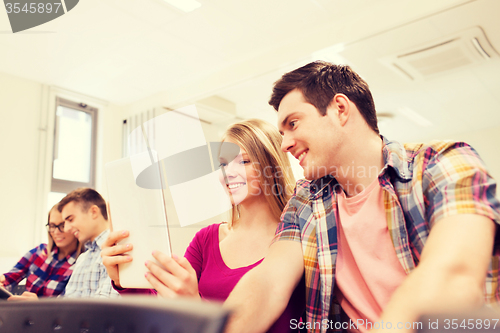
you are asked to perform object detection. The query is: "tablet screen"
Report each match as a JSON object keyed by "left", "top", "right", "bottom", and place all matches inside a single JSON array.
[{"left": 105, "top": 151, "right": 171, "bottom": 289}]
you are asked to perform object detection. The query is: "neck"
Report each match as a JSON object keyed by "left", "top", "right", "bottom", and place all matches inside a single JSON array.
[
  {"left": 233, "top": 195, "right": 278, "bottom": 235},
  {"left": 58, "top": 241, "right": 78, "bottom": 260},
  {"left": 89, "top": 218, "right": 109, "bottom": 242},
  {"left": 335, "top": 131, "right": 384, "bottom": 197}
]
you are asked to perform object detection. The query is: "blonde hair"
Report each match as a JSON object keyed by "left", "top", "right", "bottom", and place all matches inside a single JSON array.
[
  {"left": 220, "top": 119, "right": 295, "bottom": 227},
  {"left": 47, "top": 204, "right": 83, "bottom": 261}
]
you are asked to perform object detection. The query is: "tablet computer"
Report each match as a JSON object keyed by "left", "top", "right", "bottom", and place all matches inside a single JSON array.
[
  {"left": 0, "top": 287, "right": 13, "bottom": 300},
  {"left": 105, "top": 151, "right": 171, "bottom": 289}
]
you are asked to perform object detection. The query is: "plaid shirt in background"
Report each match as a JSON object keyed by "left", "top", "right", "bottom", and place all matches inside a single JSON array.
[
  {"left": 64, "top": 229, "right": 120, "bottom": 298},
  {"left": 274, "top": 136, "right": 500, "bottom": 333},
  {"left": 2, "top": 243, "right": 77, "bottom": 297}
]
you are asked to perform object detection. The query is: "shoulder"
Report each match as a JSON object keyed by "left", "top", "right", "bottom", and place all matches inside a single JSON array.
[
  {"left": 30, "top": 243, "right": 48, "bottom": 256},
  {"left": 289, "top": 179, "right": 311, "bottom": 202},
  {"left": 404, "top": 140, "right": 478, "bottom": 161},
  {"left": 192, "top": 223, "right": 221, "bottom": 243}
]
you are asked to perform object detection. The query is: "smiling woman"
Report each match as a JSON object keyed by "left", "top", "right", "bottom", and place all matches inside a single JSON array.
[
  {"left": 102, "top": 119, "right": 306, "bottom": 332},
  {"left": 0, "top": 204, "right": 83, "bottom": 298}
]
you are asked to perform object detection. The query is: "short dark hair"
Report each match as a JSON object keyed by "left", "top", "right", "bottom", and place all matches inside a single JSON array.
[
  {"left": 58, "top": 188, "right": 108, "bottom": 220},
  {"left": 269, "top": 61, "right": 379, "bottom": 134}
]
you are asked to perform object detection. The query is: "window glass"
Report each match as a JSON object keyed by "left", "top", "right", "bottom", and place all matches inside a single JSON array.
[{"left": 52, "top": 106, "right": 92, "bottom": 183}]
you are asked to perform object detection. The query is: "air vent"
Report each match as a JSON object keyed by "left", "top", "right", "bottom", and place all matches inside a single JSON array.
[
  {"left": 380, "top": 26, "right": 498, "bottom": 81},
  {"left": 195, "top": 95, "right": 237, "bottom": 124},
  {"left": 164, "top": 95, "right": 237, "bottom": 125}
]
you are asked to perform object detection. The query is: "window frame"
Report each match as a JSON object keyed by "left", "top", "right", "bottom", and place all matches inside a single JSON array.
[{"left": 51, "top": 97, "right": 98, "bottom": 193}]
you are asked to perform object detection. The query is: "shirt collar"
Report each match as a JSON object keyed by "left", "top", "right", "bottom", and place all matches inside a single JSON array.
[
  {"left": 50, "top": 245, "right": 77, "bottom": 264},
  {"left": 309, "top": 175, "right": 337, "bottom": 199},
  {"left": 380, "top": 135, "right": 411, "bottom": 181},
  {"left": 308, "top": 135, "right": 411, "bottom": 199},
  {"left": 84, "top": 229, "right": 110, "bottom": 252}
]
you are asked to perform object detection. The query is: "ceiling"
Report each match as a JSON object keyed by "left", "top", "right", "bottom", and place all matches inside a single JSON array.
[{"left": 1, "top": 0, "right": 499, "bottom": 142}]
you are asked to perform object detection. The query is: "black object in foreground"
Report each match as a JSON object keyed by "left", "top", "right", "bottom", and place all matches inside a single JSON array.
[
  {"left": 0, "top": 296, "right": 230, "bottom": 333},
  {"left": 0, "top": 287, "right": 13, "bottom": 300}
]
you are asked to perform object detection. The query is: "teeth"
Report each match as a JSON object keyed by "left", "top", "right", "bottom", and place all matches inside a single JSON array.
[
  {"left": 298, "top": 152, "right": 306, "bottom": 160},
  {"left": 228, "top": 183, "right": 245, "bottom": 189}
]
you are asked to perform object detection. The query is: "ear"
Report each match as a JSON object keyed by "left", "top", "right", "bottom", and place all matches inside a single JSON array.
[
  {"left": 331, "top": 94, "right": 350, "bottom": 126},
  {"left": 89, "top": 205, "right": 100, "bottom": 219}
]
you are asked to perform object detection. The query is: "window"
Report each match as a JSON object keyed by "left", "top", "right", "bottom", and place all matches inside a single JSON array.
[{"left": 48, "top": 97, "right": 97, "bottom": 207}]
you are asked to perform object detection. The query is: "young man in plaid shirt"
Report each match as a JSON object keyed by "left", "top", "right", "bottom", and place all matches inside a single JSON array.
[
  {"left": 59, "top": 188, "right": 119, "bottom": 298},
  {"left": 224, "top": 61, "right": 500, "bottom": 333}
]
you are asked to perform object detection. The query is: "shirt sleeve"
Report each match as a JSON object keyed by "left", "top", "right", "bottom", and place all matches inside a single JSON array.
[
  {"left": 184, "top": 225, "right": 212, "bottom": 281},
  {"left": 2, "top": 245, "right": 44, "bottom": 290},
  {"left": 422, "top": 142, "right": 500, "bottom": 227},
  {"left": 272, "top": 180, "right": 309, "bottom": 244},
  {"left": 112, "top": 280, "right": 157, "bottom": 295}
]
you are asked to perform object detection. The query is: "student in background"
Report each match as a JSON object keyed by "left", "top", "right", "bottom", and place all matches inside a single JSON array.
[
  {"left": 60, "top": 188, "right": 120, "bottom": 298},
  {"left": 0, "top": 204, "right": 82, "bottom": 299},
  {"left": 102, "top": 119, "right": 305, "bottom": 332}
]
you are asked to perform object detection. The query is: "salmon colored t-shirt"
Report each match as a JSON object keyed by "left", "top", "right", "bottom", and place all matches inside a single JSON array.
[{"left": 335, "top": 179, "right": 407, "bottom": 332}]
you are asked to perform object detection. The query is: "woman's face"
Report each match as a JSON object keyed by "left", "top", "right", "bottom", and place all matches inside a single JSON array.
[
  {"left": 48, "top": 209, "right": 78, "bottom": 251},
  {"left": 218, "top": 139, "right": 262, "bottom": 206}
]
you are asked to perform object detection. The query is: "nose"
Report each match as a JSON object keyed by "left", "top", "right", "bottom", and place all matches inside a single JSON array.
[
  {"left": 64, "top": 222, "right": 73, "bottom": 233},
  {"left": 281, "top": 133, "right": 295, "bottom": 153},
  {"left": 224, "top": 161, "right": 238, "bottom": 178}
]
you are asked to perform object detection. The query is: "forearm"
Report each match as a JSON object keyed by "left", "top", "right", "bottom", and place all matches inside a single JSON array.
[
  {"left": 2, "top": 271, "right": 24, "bottom": 288},
  {"left": 223, "top": 265, "right": 291, "bottom": 333},
  {"left": 377, "top": 214, "right": 494, "bottom": 333},
  {"left": 378, "top": 264, "right": 485, "bottom": 333}
]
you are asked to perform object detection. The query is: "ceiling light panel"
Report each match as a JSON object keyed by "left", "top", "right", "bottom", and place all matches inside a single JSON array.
[{"left": 161, "top": 0, "right": 201, "bottom": 13}]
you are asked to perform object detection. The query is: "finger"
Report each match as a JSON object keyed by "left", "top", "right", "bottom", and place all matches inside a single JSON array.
[
  {"left": 7, "top": 295, "right": 37, "bottom": 301},
  {"left": 102, "top": 230, "right": 130, "bottom": 248},
  {"left": 174, "top": 256, "right": 197, "bottom": 276},
  {"left": 144, "top": 271, "right": 177, "bottom": 298},
  {"left": 101, "top": 243, "right": 133, "bottom": 258},
  {"left": 151, "top": 251, "right": 187, "bottom": 278},
  {"left": 102, "top": 253, "right": 133, "bottom": 267},
  {"left": 145, "top": 260, "right": 180, "bottom": 291}
]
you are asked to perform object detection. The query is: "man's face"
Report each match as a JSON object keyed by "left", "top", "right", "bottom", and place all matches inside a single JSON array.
[
  {"left": 62, "top": 201, "right": 96, "bottom": 244},
  {"left": 277, "top": 89, "right": 342, "bottom": 180}
]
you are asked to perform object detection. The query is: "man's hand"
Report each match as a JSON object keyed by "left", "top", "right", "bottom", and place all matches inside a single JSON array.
[
  {"left": 145, "top": 251, "right": 200, "bottom": 300},
  {"left": 101, "top": 230, "right": 133, "bottom": 288}
]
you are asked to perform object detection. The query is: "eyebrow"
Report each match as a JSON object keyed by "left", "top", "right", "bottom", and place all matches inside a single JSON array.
[
  {"left": 63, "top": 214, "right": 73, "bottom": 222},
  {"left": 49, "top": 221, "right": 65, "bottom": 225}
]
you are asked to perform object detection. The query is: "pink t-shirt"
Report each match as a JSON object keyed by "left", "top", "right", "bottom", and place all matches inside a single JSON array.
[{"left": 335, "top": 179, "right": 407, "bottom": 332}]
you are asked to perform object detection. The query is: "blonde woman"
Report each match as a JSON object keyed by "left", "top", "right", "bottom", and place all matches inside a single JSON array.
[
  {"left": 0, "top": 204, "right": 82, "bottom": 298},
  {"left": 103, "top": 119, "right": 305, "bottom": 331}
]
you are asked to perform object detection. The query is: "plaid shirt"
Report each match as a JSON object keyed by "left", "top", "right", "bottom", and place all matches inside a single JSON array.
[
  {"left": 64, "top": 229, "right": 120, "bottom": 298},
  {"left": 2, "top": 243, "right": 77, "bottom": 297},
  {"left": 274, "top": 137, "right": 500, "bottom": 332}
]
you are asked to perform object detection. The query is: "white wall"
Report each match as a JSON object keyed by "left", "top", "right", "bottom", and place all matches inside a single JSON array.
[
  {"left": 0, "top": 71, "right": 43, "bottom": 261},
  {"left": 0, "top": 70, "right": 123, "bottom": 273}
]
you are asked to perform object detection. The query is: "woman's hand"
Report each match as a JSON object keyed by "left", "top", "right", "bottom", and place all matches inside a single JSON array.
[
  {"left": 145, "top": 251, "right": 200, "bottom": 300},
  {"left": 7, "top": 291, "right": 38, "bottom": 301},
  {"left": 0, "top": 275, "right": 5, "bottom": 288},
  {"left": 101, "top": 230, "right": 133, "bottom": 288}
]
